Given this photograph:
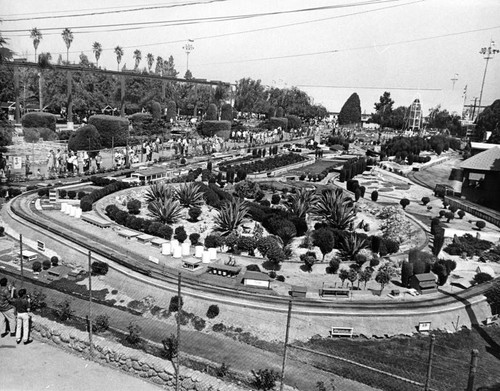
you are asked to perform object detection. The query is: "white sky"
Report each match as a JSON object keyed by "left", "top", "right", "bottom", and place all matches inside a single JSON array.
[{"left": 1, "top": 0, "right": 499, "bottom": 114}]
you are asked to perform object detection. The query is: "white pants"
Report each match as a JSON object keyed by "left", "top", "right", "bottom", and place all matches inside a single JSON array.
[
  {"left": 0, "top": 308, "right": 16, "bottom": 334},
  {"left": 15, "top": 312, "right": 30, "bottom": 342}
]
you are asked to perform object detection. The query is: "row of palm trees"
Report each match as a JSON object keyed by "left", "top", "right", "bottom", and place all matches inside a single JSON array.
[{"left": 29, "top": 27, "right": 158, "bottom": 72}]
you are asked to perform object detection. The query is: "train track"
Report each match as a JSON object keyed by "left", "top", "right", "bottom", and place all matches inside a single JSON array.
[{"left": 5, "top": 190, "right": 496, "bottom": 317}]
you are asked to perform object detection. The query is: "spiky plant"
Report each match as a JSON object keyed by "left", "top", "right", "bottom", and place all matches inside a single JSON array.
[
  {"left": 284, "top": 188, "right": 317, "bottom": 219},
  {"left": 144, "top": 182, "right": 172, "bottom": 203},
  {"left": 339, "top": 232, "right": 368, "bottom": 262},
  {"left": 147, "top": 198, "right": 183, "bottom": 225},
  {"left": 313, "top": 188, "right": 356, "bottom": 230},
  {"left": 175, "top": 183, "right": 204, "bottom": 209},
  {"left": 214, "top": 198, "right": 249, "bottom": 236}
]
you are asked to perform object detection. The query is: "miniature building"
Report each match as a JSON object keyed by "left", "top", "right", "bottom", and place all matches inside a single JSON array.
[
  {"left": 290, "top": 285, "right": 307, "bottom": 298},
  {"left": 241, "top": 271, "right": 271, "bottom": 289},
  {"left": 319, "top": 283, "right": 350, "bottom": 298},
  {"left": 207, "top": 264, "right": 241, "bottom": 278},
  {"left": 409, "top": 273, "right": 437, "bottom": 294},
  {"left": 130, "top": 167, "right": 168, "bottom": 183},
  {"left": 182, "top": 258, "right": 202, "bottom": 271},
  {"left": 20, "top": 250, "right": 38, "bottom": 262}
]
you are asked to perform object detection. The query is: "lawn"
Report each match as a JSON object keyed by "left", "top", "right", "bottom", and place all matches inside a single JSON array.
[{"left": 286, "top": 160, "right": 342, "bottom": 176}]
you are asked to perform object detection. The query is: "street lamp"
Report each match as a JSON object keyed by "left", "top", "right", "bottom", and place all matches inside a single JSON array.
[
  {"left": 182, "top": 40, "right": 194, "bottom": 74},
  {"left": 478, "top": 40, "right": 499, "bottom": 109}
]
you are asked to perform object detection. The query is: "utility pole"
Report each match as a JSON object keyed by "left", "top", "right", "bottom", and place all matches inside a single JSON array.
[
  {"left": 424, "top": 335, "right": 435, "bottom": 391},
  {"left": 478, "top": 40, "right": 499, "bottom": 109},
  {"left": 176, "top": 272, "right": 181, "bottom": 391},
  {"left": 182, "top": 40, "right": 194, "bottom": 75},
  {"left": 451, "top": 73, "right": 458, "bottom": 90},
  {"left": 466, "top": 349, "right": 479, "bottom": 391},
  {"left": 470, "top": 97, "right": 479, "bottom": 121},
  {"left": 279, "top": 300, "right": 292, "bottom": 391},
  {"left": 19, "top": 234, "right": 24, "bottom": 288},
  {"left": 88, "top": 251, "right": 93, "bottom": 358}
]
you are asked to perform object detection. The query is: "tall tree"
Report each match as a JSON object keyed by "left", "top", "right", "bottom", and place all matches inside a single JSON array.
[
  {"left": 92, "top": 41, "right": 102, "bottom": 67},
  {"left": 477, "top": 99, "right": 500, "bottom": 143},
  {"left": 371, "top": 91, "right": 394, "bottom": 127},
  {"left": 0, "top": 33, "right": 14, "bottom": 63},
  {"left": 114, "top": 46, "right": 124, "bottom": 71},
  {"left": 338, "top": 93, "right": 361, "bottom": 125},
  {"left": 146, "top": 53, "right": 154, "bottom": 72},
  {"left": 133, "top": 49, "right": 142, "bottom": 70},
  {"left": 30, "top": 27, "right": 42, "bottom": 62},
  {"left": 155, "top": 56, "right": 163, "bottom": 74},
  {"left": 61, "top": 28, "right": 73, "bottom": 63}
]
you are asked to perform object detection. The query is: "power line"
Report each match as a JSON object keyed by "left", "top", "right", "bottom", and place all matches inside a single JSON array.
[
  {"left": 297, "top": 85, "right": 441, "bottom": 91},
  {"left": 1, "top": 0, "right": 404, "bottom": 33},
  {"left": 202, "top": 24, "right": 500, "bottom": 65},
  {"left": 2, "top": 0, "right": 228, "bottom": 22}
]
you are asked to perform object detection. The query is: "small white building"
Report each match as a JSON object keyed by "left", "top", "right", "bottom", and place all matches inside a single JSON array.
[{"left": 241, "top": 271, "right": 271, "bottom": 289}]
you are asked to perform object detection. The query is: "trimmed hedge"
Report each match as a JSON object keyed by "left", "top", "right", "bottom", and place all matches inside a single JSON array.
[
  {"left": 68, "top": 124, "right": 102, "bottom": 152},
  {"left": 286, "top": 114, "right": 301, "bottom": 129},
  {"left": 269, "top": 117, "right": 288, "bottom": 131},
  {"left": 128, "top": 113, "right": 152, "bottom": 124},
  {"left": 80, "top": 179, "right": 131, "bottom": 212},
  {"left": 200, "top": 120, "right": 231, "bottom": 139},
  {"left": 88, "top": 115, "right": 129, "bottom": 148},
  {"left": 221, "top": 103, "right": 233, "bottom": 121},
  {"left": 22, "top": 112, "right": 57, "bottom": 131}
]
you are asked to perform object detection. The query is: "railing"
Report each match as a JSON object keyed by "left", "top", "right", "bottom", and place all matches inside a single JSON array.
[{"left": 445, "top": 195, "right": 500, "bottom": 227}]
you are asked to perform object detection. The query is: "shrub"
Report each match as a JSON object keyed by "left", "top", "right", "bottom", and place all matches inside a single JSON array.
[
  {"left": 50, "top": 256, "right": 59, "bottom": 266},
  {"left": 474, "top": 272, "right": 493, "bottom": 284},
  {"left": 67, "top": 190, "right": 76, "bottom": 199},
  {"left": 77, "top": 191, "right": 87, "bottom": 200},
  {"left": 271, "top": 194, "right": 281, "bottom": 205},
  {"left": 212, "top": 323, "right": 227, "bottom": 332},
  {"left": 207, "top": 304, "right": 220, "bottom": 319},
  {"left": 161, "top": 334, "right": 178, "bottom": 360},
  {"left": 188, "top": 207, "right": 202, "bottom": 221},
  {"left": 39, "top": 127, "right": 57, "bottom": 141},
  {"left": 300, "top": 252, "right": 317, "bottom": 272},
  {"left": 29, "top": 289, "right": 46, "bottom": 311},
  {"left": 221, "top": 103, "right": 233, "bottom": 121},
  {"left": 384, "top": 239, "right": 400, "bottom": 254},
  {"left": 54, "top": 300, "right": 74, "bottom": 322},
  {"left": 88, "top": 115, "right": 129, "bottom": 148},
  {"left": 458, "top": 210, "right": 465, "bottom": 219},
  {"left": 22, "top": 112, "right": 56, "bottom": 131},
  {"left": 169, "top": 295, "right": 183, "bottom": 313},
  {"left": 269, "top": 117, "right": 288, "bottom": 131},
  {"left": 251, "top": 368, "right": 280, "bottom": 391},
  {"left": 476, "top": 221, "right": 486, "bottom": 231},
  {"left": 127, "top": 199, "right": 141, "bottom": 215},
  {"left": 32, "top": 261, "right": 42, "bottom": 273},
  {"left": 126, "top": 322, "right": 142, "bottom": 345},
  {"left": 23, "top": 128, "right": 40, "bottom": 143},
  {"left": 91, "top": 261, "right": 109, "bottom": 276},
  {"left": 421, "top": 196, "right": 430, "bottom": 205},
  {"left": 370, "top": 256, "right": 380, "bottom": 267},
  {"left": 327, "top": 259, "right": 340, "bottom": 274},
  {"left": 276, "top": 275, "right": 285, "bottom": 282},
  {"left": 42, "top": 260, "right": 51, "bottom": 270},
  {"left": 400, "top": 198, "right": 410, "bottom": 209},
  {"left": 174, "top": 226, "right": 187, "bottom": 243},
  {"left": 204, "top": 234, "right": 224, "bottom": 248},
  {"left": 371, "top": 190, "right": 379, "bottom": 202},
  {"left": 189, "top": 233, "right": 200, "bottom": 246},
  {"left": 200, "top": 120, "right": 231, "bottom": 138},
  {"left": 93, "top": 314, "right": 110, "bottom": 333},
  {"left": 191, "top": 316, "right": 206, "bottom": 331},
  {"left": 59, "top": 189, "right": 67, "bottom": 199},
  {"left": 444, "top": 211, "right": 455, "bottom": 223},
  {"left": 147, "top": 222, "right": 163, "bottom": 236},
  {"left": 38, "top": 188, "right": 48, "bottom": 197},
  {"left": 158, "top": 225, "right": 173, "bottom": 240},
  {"left": 444, "top": 233, "right": 492, "bottom": 257},
  {"left": 68, "top": 124, "right": 102, "bottom": 152}
]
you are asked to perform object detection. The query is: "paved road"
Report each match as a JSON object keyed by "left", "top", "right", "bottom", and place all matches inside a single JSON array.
[{"left": 0, "top": 338, "right": 162, "bottom": 391}]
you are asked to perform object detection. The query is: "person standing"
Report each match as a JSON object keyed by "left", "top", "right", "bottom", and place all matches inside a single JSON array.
[
  {"left": 0, "top": 277, "right": 16, "bottom": 337},
  {"left": 14, "top": 289, "right": 32, "bottom": 345},
  {"left": 25, "top": 155, "right": 31, "bottom": 178}
]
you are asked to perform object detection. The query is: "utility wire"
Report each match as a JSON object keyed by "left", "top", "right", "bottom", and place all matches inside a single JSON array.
[
  {"left": 2, "top": 0, "right": 228, "bottom": 22},
  {"left": 297, "top": 85, "right": 441, "bottom": 91},
  {"left": 1, "top": 0, "right": 404, "bottom": 33}
]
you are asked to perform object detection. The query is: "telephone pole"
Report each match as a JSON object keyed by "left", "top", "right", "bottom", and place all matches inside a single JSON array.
[
  {"left": 478, "top": 40, "right": 499, "bottom": 109},
  {"left": 182, "top": 40, "right": 194, "bottom": 74}
]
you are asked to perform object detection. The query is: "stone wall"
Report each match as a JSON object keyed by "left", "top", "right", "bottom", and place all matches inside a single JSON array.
[{"left": 30, "top": 315, "right": 249, "bottom": 391}]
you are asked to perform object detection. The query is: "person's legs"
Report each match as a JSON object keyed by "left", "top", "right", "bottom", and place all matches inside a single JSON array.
[
  {"left": 0, "top": 311, "right": 6, "bottom": 335},
  {"left": 4, "top": 308, "right": 16, "bottom": 335},
  {"left": 15, "top": 314, "right": 23, "bottom": 341},
  {"left": 18, "top": 313, "right": 30, "bottom": 342}
]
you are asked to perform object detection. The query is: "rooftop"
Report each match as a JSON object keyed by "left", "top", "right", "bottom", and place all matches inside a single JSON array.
[{"left": 460, "top": 146, "right": 500, "bottom": 172}]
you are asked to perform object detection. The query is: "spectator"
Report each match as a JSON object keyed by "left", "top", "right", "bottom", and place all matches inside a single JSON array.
[
  {"left": 14, "top": 288, "right": 32, "bottom": 345},
  {"left": 0, "top": 277, "right": 16, "bottom": 337}
]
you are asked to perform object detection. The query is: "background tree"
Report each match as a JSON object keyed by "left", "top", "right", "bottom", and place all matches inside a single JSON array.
[
  {"left": 92, "top": 41, "right": 102, "bottom": 67},
  {"left": 312, "top": 229, "right": 335, "bottom": 260},
  {"left": 371, "top": 91, "right": 394, "bottom": 128},
  {"left": 30, "top": 27, "right": 42, "bottom": 62},
  {"left": 133, "top": 49, "right": 142, "bottom": 70},
  {"left": 375, "top": 269, "right": 391, "bottom": 294},
  {"left": 477, "top": 99, "right": 500, "bottom": 142},
  {"left": 0, "top": 33, "right": 14, "bottom": 63},
  {"left": 338, "top": 92, "right": 361, "bottom": 125},
  {"left": 114, "top": 46, "right": 124, "bottom": 71},
  {"left": 146, "top": 53, "right": 154, "bottom": 72},
  {"left": 61, "top": 28, "right": 73, "bottom": 63}
]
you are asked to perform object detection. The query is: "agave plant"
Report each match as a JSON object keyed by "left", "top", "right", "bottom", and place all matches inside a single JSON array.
[
  {"left": 284, "top": 188, "right": 317, "bottom": 219},
  {"left": 144, "top": 182, "right": 172, "bottom": 203},
  {"left": 175, "top": 183, "right": 204, "bottom": 209},
  {"left": 313, "top": 188, "right": 356, "bottom": 230},
  {"left": 339, "top": 232, "right": 368, "bottom": 262},
  {"left": 147, "top": 198, "right": 183, "bottom": 224},
  {"left": 214, "top": 198, "right": 249, "bottom": 236}
]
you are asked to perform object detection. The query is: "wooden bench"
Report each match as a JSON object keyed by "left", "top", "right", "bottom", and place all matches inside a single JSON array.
[
  {"left": 81, "top": 215, "right": 112, "bottom": 228},
  {"left": 330, "top": 327, "right": 353, "bottom": 338}
]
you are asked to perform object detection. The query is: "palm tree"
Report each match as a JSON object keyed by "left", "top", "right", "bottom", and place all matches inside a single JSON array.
[
  {"left": 147, "top": 198, "right": 183, "bottom": 225},
  {"left": 284, "top": 188, "right": 317, "bottom": 219},
  {"left": 92, "top": 41, "right": 102, "bottom": 67},
  {"left": 144, "top": 182, "right": 172, "bottom": 204},
  {"left": 146, "top": 53, "right": 154, "bottom": 72},
  {"left": 339, "top": 232, "right": 368, "bottom": 262},
  {"left": 174, "top": 183, "right": 204, "bottom": 209},
  {"left": 313, "top": 188, "right": 356, "bottom": 230},
  {"left": 214, "top": 198, "right": 249, "bottom": 236},
  {"left": 133, "top": 49, "right": 142, "bottom": 70},
  {"left": 30, "top": 27, "right": 42, "bottom": 62},
  {"left": 114, "top": 46, "right": 124, "bottom": 71},
  {"left": 61, "top": 28, "right": 73, "bottom": 63},
  {"left": 0, "top": 33, "right": 14, "bottom": 63}
]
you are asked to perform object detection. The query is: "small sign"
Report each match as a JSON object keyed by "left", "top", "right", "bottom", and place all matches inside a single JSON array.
[
  {"left": 148, "top": 255, "right": 159, "bottom": 264},
  {"left": 418, "top": 321, "right": 432, "bottom": 332},
  {"left": 12, "top": 156, "right": 22, "bottom": 170},
  {"left": 37, "top": 240, "right": 45, "bottom": 252}
]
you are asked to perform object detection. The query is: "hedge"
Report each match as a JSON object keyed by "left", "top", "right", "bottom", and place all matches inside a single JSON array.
[
  {"left": 200, "top": 120, "right": 231, "bottom": 139},
  {"left": 166, "top": 100, "right": 176, "bottom": 122},
  {"left": 221, "top": 103, "right": 233, "bottom": 121},
  {"left": 88, "top": 115, "right": 129, "bottom": 148},
  {"left": 128, "top": 113, "right": 152, "bottom": 124},
  {"left": 206, "top": 103, "right": 218, "bottom": 120},
  {"left": 68, "top": 124, "right": 102, "bottom": 152},
  {"left": 39, "top": 128, "right": 57, "bottom": 141},
  {"left": 269, "top": 117, "right": 288, "bottom": 131},
  {"left": 80, "top": 180, "right": 132, "bottom": 212},
  {"left": 286, "top": 115, "right": 301, "bottom": 129},
  {"left": 22, "top": 112, "right": 57, "bottom": 131}
]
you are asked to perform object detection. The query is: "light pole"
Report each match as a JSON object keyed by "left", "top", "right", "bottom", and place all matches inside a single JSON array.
[
  {"left": 182, "top": 40, "right": 194, "bottom": 74},
  {"left": 478, "top": 40, "right": 499, "bottom": 109}
]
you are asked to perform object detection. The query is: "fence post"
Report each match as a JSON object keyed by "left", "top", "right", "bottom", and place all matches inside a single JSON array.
[
  {"left": 466, "top": 349, "right": 479, "bottom": 391},
  {"left": 88, "top": 251, "right": 93, "bottom": 358},
  {"left": 279, "top": 300, "right": 292, "bottom": 391},
  {"left": 19, "top": 234, "right": 24, "bottom": 288},
  {"left": 424, "top": 335, "right": 435, "bottom": 391}
]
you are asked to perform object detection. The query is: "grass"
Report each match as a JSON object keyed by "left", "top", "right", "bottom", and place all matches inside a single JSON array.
[{"left": 287, "top": 160, "right": 340, "bottom": 176}]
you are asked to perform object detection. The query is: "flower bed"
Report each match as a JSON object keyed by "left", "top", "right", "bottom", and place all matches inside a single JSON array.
[{"left": 219, "top": 153, "right": 306, "bottom": 174}]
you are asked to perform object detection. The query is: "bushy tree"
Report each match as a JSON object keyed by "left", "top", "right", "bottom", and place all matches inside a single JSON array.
[
  {"left": 206, "top": 103, "right": 218, "bottom": 120},
  {"left": 400, "top": 198, "right": 410, "bottom": 209},
  {"left": 312, "top": 229, "right": 335, "bottom": 260},
  {"left": 338, "top": 93, "right": 361, "bottom": 125}
]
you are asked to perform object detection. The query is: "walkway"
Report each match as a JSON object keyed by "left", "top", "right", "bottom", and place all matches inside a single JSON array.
[{"left": 0, "top": 338, "right": 162, "bottom": 391}]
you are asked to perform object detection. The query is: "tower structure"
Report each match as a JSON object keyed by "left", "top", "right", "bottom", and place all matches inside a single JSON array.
[{"left": 404, "top": 98, "right": 423, "bottom": 131}]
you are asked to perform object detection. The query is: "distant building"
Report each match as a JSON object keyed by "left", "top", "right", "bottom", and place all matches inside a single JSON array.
[{"left": 460, "top": 146, "right": 500, "bottom": 211}]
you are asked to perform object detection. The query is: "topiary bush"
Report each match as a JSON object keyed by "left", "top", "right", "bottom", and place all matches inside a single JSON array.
[
  {"left": 42, "top": 260, "right": 51, "bottom": 270},
  {"left": 32, "top": 261, "right": 42, "bottom": 273},
  {"left": 22, "top": 112, "right": 57, "bottom": 131},
  {"left": 39, "top": 127, "right": 57, "bottom": 141},
  {"left": 206, "top": 103, "right": 218, "bottom": 120},
  {"left": 77, "top": 191, "right": 87, "bottom": 200},
  {"left": 421, "top": 196, "right": 430, "bottom": 205},
  {"left": 91, "top": 261, "right": 109, "bottom": 276},
  {"left": 371, "top": 190, "right": 378, "bottom": 202},
  {"left": 23, "top": 128, "right": 40, "bottom": 143},
  {"left": 50, "top": 256, "right": 59, "bottom": 266},
  {"left": 58, "top": 189, "right": 67, "bottom": 199},
  {"left": 191, "top": 316, "right": 206, "bottom": 331},
  {"left": 476, "top": 221, "right": 486, "bottom": 231},
  {"left": 221, "top": 103, "right": 233, "bottom": 121},
  {"left": 400, "top": 198, "right": 410, "bottom": 209},
  {"left": 200, "top": 120, "right": 231, "bottom": 139},
  {"left": 207, "top": 304, "right": 220, "bottom": 319},
  {"left": 67, "top": 190, "right": 76, "bottom": 199},
  {"left": 88, "top": 115, "right": 129, "bottom": 148},
  {"left": 269, "top": 117, "right": 288, "bottom": 130},
  {"left": 189, "top": 233, "right": 200, "bottom": 246},
  {"left": 169, "top": 295, "right": 183, "bottom": 313},
  {"left": 458, "top": 210, "right": 465, "bottom": 219},
  {"left": 93, "top": 314, "right": 110, "bottom": 333},
  {"left": 174, "top": 226, "right": 187, "bottom": 243},
  {"left": 68, "top": 124, "right": 102, "bottom": 152}
]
